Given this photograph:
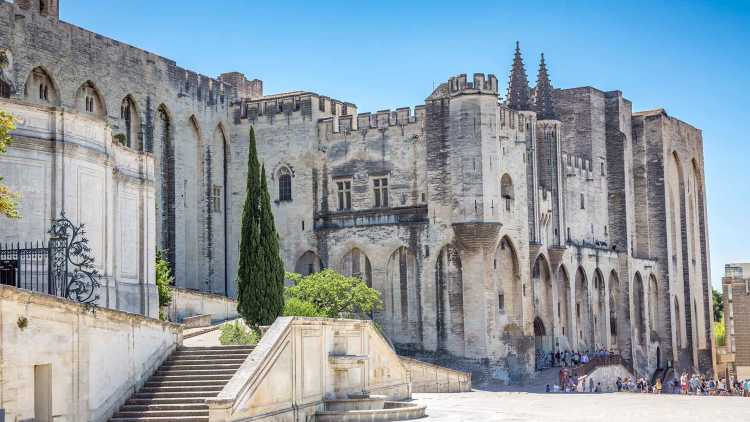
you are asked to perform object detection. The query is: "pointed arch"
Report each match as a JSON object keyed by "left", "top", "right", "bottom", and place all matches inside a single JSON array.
[
  {"left": 339, "top": 247, "right": 373, "bottom": 287},
  {"left": 500, "top": 173, "right": 514, "bottom": 211},
  {"left": 557, "top": 265, "right": 572, "bottom": 346},
  {"left": 435, "top": 244, "right": 464, "bottom": 355},
  {"left": 74, "top": 80, "right": 106, "bottom": 117},
  {"left": 574, "top": 266, "right": 592, "bottom": 349},
  {"left": 294, "top": 250, "right": 323, "bottom": 276},
  {"left": 24, "top": 66, "right": 59, "bottom": 106},
  {"left": 493, "top": 235, "right": 521, "bottom": 324},
  {"left": 608, "top": 270, "right": 621, "bottom": 350},
  {"left": 117, "top": 95, "right": 141, "bottom": 150},
  {"left": 592, "top": 268, "right": 607, "bottom": 348},
  {"left": 633, "top": 271, "right": 647, "bottom": 345},
  {"left": 386, "top": 246, "right": 420, "bottom": 344},
  {"left": 154, "top": 104, "right": 176, "bottom": 271}
]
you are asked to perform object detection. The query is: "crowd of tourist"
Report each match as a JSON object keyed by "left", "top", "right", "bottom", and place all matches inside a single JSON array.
[{"left": 540, "top": 349, "right": 750, "bottom": 397}]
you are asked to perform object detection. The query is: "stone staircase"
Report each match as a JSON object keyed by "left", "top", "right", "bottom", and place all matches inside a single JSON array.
[{"left": 109, "top": 345, "right": 253, "bottom": 422}]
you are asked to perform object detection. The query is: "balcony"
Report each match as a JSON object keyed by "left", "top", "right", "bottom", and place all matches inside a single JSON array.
[{"left": 314, "top": 205, "right": 428, "bottom": 231}]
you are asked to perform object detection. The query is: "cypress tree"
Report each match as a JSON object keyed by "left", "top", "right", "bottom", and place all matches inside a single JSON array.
[
  {"left": 258, "top": 164, "right": 285, "bottom": 320},
  {"left": 237, "top": 127, "right": 283, "bottom": 327}
]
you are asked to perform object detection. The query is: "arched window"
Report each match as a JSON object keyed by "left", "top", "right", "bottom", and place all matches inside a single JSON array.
[
  {"left": 278, "top": 167, "right": 292, "bottom": 201},
  {"left": 75, "top": 81, "right": 105, "bottom": 117},
  {"left": 500, "top": 173, "right": 513, "bottom": 211},
  {"left": 119, "top": 96, "right": 141, "bottom": 150}
]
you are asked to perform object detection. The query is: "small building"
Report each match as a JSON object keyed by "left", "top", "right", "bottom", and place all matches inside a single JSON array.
[{"left": 721, "top": 263, "right": 750, "bottom": 380}]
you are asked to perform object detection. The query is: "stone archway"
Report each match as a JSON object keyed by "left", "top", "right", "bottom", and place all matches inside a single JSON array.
[
  {"left": 575, "top": 267, "right": 592, "bottom": 350},
  {"left": 386, "top": 246, "right": 420, "bottom": 345},
  {"left": 558, "top": 266, "right": 572, "bottom": 349},
  {"left": 633, "top": 272, "right": 647, "bottom": 346},
  {"left": 532, "top": 254, "right": 554, "bottom": 361},
  {"left": 435, "top": 244, "right": 464, "bottom": 356},
  {"left": 592, "top": 269, "right": 607, "bottom": 349}
]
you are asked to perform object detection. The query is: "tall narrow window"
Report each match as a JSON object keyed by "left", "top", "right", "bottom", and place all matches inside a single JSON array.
[
  {"left": 337, "top": 180, "right": 351, "bottom": 211},
  {"left": 211, "top": 185, "right": 222, "bottom": 212},
  {"left": 580, "top": 193, "right": 585, "bottom": 209},
  {"left": 373, "top": 177, "right": 388, "bottom": 208},
  {"left": 278, "top": 168, "right": 292, "bottom": 201}
]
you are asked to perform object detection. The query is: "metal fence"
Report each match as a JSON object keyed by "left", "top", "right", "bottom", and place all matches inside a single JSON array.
[{"left": 0, "top": 212, "right": 100, "bottom": 305}]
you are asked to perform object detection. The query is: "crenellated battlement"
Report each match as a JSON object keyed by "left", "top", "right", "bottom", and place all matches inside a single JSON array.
[
  {"left": 237, "top": 92, "right": 356, "bottom": 124},
  {"left": 562, "top": 152, "right": 594, "bottom": 179},
  {"left": 318, "top": 105, "right": 426, "bottom": 135},
  {"left": 448, "top": 73, "right": 498, "bottom": 96}
]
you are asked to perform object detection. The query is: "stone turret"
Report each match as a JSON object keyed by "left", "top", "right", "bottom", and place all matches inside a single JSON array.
[
  {"left": 16, "top": 0, "right": 59, "bottom": 19},
  {"left": 507, "top": 42, "right": 531, "bottom": 111},
  {"left": 534, "top": 53, "right": 556, "bottom": 120}
]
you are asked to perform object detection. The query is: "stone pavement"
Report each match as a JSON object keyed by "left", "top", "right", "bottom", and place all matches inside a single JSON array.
[{"left": 414, "top": 390, "right": 750, "bottom": 421}]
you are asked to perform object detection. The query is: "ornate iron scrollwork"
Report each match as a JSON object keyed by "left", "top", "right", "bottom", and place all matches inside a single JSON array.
[{"left": 48, "top": 211, "right": 101, "bottom": 306}]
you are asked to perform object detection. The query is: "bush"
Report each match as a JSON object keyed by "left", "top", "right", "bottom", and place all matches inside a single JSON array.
[
  {"left": 219, "top": 321, "right": 260, "bottom": 346},
  {"left": 155, "top": 250, "right": 173, "bottom": 320},
  {"left": 283, "top": 269, "right": 383, "bottom": 318},
  {"left": 715, "top": 318, "right": 726, "bottom": 347},
  {"left": 283, "top": 297, "right": 327, "bottom": 317}
]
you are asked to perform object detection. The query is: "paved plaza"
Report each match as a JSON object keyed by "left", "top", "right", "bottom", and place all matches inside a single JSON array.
[{"left": 414, "top": 390, "right": 750, "bottom": 421}]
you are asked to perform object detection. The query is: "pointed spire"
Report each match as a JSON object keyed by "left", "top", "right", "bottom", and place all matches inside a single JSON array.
[
  {"left": 535, "top": 53, "right": 556, "bottom": 120},
  {"left": 507, "top": 41, "right": 531, "bottom": 111}
]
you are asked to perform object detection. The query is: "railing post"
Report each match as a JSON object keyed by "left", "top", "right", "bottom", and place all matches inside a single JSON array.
[
  {"left": 15, "top": 242, "right": 21, "bottom": 289},
  {"left": 47, "top": 241, "right": 54, "bottom": 295}
]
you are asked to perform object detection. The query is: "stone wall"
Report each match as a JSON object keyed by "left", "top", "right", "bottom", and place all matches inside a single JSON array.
[
  {"left": 0, "top": 97, "right": 158, "bottom": 317},
  {"left": 401, "top": 357, "right": 471, "bottom": 393},
  {"left": 206, "top": 317, "right": 411, "bottom": 422},
  {"left": 0, "top": 285, "right": 182, "bottom": 422},
  {"left": 168, "top": 287, "right": 239, "bottom": 323}
]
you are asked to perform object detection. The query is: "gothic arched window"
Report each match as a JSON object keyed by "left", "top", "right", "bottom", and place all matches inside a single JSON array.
[{"left": 278, "top": 167, "right": 292, "bottom": 202}]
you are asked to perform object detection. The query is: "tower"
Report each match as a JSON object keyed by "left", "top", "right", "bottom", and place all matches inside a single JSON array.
[
  {"left": 16, "top": 0, "right": 59, "bottom": 19},
  {"left": 507, "top": 41, "right": 531, "bottom": 111},
  {"left": 535, "top": 53, "right": 556, "bottom": 120}
]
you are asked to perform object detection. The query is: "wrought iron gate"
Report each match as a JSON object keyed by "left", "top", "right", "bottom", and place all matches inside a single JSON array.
[{"left": 0, "top": 212, "right": 100, "bottom": 305}]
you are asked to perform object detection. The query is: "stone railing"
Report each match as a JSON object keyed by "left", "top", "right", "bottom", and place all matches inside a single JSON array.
[
  {"left": 400, "top": 357, "right": 472, "bottom": 393},
  {"left": 206, "top": 317, "right": 411, "bottom": 422}
]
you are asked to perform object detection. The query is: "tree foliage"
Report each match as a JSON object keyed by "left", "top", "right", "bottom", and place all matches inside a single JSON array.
[
  {"left": 283, "top": 269, "right": 383, "bottom": 319},
  {"left": 237, "top": 127, "right": 285, "bottom": 328},
  {"left": 712, "top": 288, "right": 723, "bottom": 322},
  {"left": 715, "top": 317, "right": 726, "bottom": 347},
  {"left": 0, "top": 111, "right": 20, "bottom": 219},
  {"left": 156, "top": 250, "right": 174, "bottom": 308}
]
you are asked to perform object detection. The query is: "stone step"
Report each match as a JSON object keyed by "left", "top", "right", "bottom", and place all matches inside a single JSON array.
[
  {"left": 115, "top": 409, "right": 209, "bottom": 418},
  {"left": 165, "top": 357, "right": 246, "bottom": 365},
  {"left": 126, "top": 398, "right": 207, "bottom": 406},
  {"left": 145, "top": 379, "right": 228, "bottom": 387},
  {"left": 159, "top": 363, "right": 242, "bottom": 370},
  {"left": 110, "top": 417, "right": 207, "bottom": 422},
  {"left": 120, "top": 403, "right": 208, "bottom": 412},
  {"left": 149, "top": 374, "right": 233, "bottom": 382},
  {"left": 156, "top": 368, "right": 237, "bottom": 376},
  {"left": 133, "top": 391, "right": 218, "bottom": 399},
  {"left": 173, "top": 349, "right": 252, "bottom": 356},
  {"left": 139, "top": 385, "right": 224, "bottom": 393},
  {"left": 178, "top": 345, "right": 254, "bottom": 352}
]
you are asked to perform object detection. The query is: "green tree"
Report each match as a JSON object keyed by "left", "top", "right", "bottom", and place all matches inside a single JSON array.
[
  {"left": 155, "top": 250, "right": 174, "bottom": 312},
  {"left": 284, "top": 269, "right": 383, "bottom": 318},
  {"left": 712, "top": 288, "right": 723, "bottom": 322},
  {"left": 0, "top": 111, "right": 20, "bottom": 219},
  {"left": 237, "top": 127, "right": 284, "bottom": 328},
  {"left": 715, "top": 317, "right": 726, "bottom": 347}
]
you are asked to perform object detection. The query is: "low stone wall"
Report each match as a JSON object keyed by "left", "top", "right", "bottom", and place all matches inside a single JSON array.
[
  {"left": 207, "top": 317, "right": 411, "bottom": 422},
  {"left": 0, "top": 285, "right": 182, "bottom": 422},
  {"left": 168, "top": 287, "right": 239, "bottom": 323},
  {"left": 401, "top": 357, "right": 472, "bottom": 393}
]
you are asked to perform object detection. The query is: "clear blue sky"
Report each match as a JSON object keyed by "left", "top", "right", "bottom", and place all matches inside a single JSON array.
[{"left": 61, "top": 1, "right": 748, "bottom": 289}]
